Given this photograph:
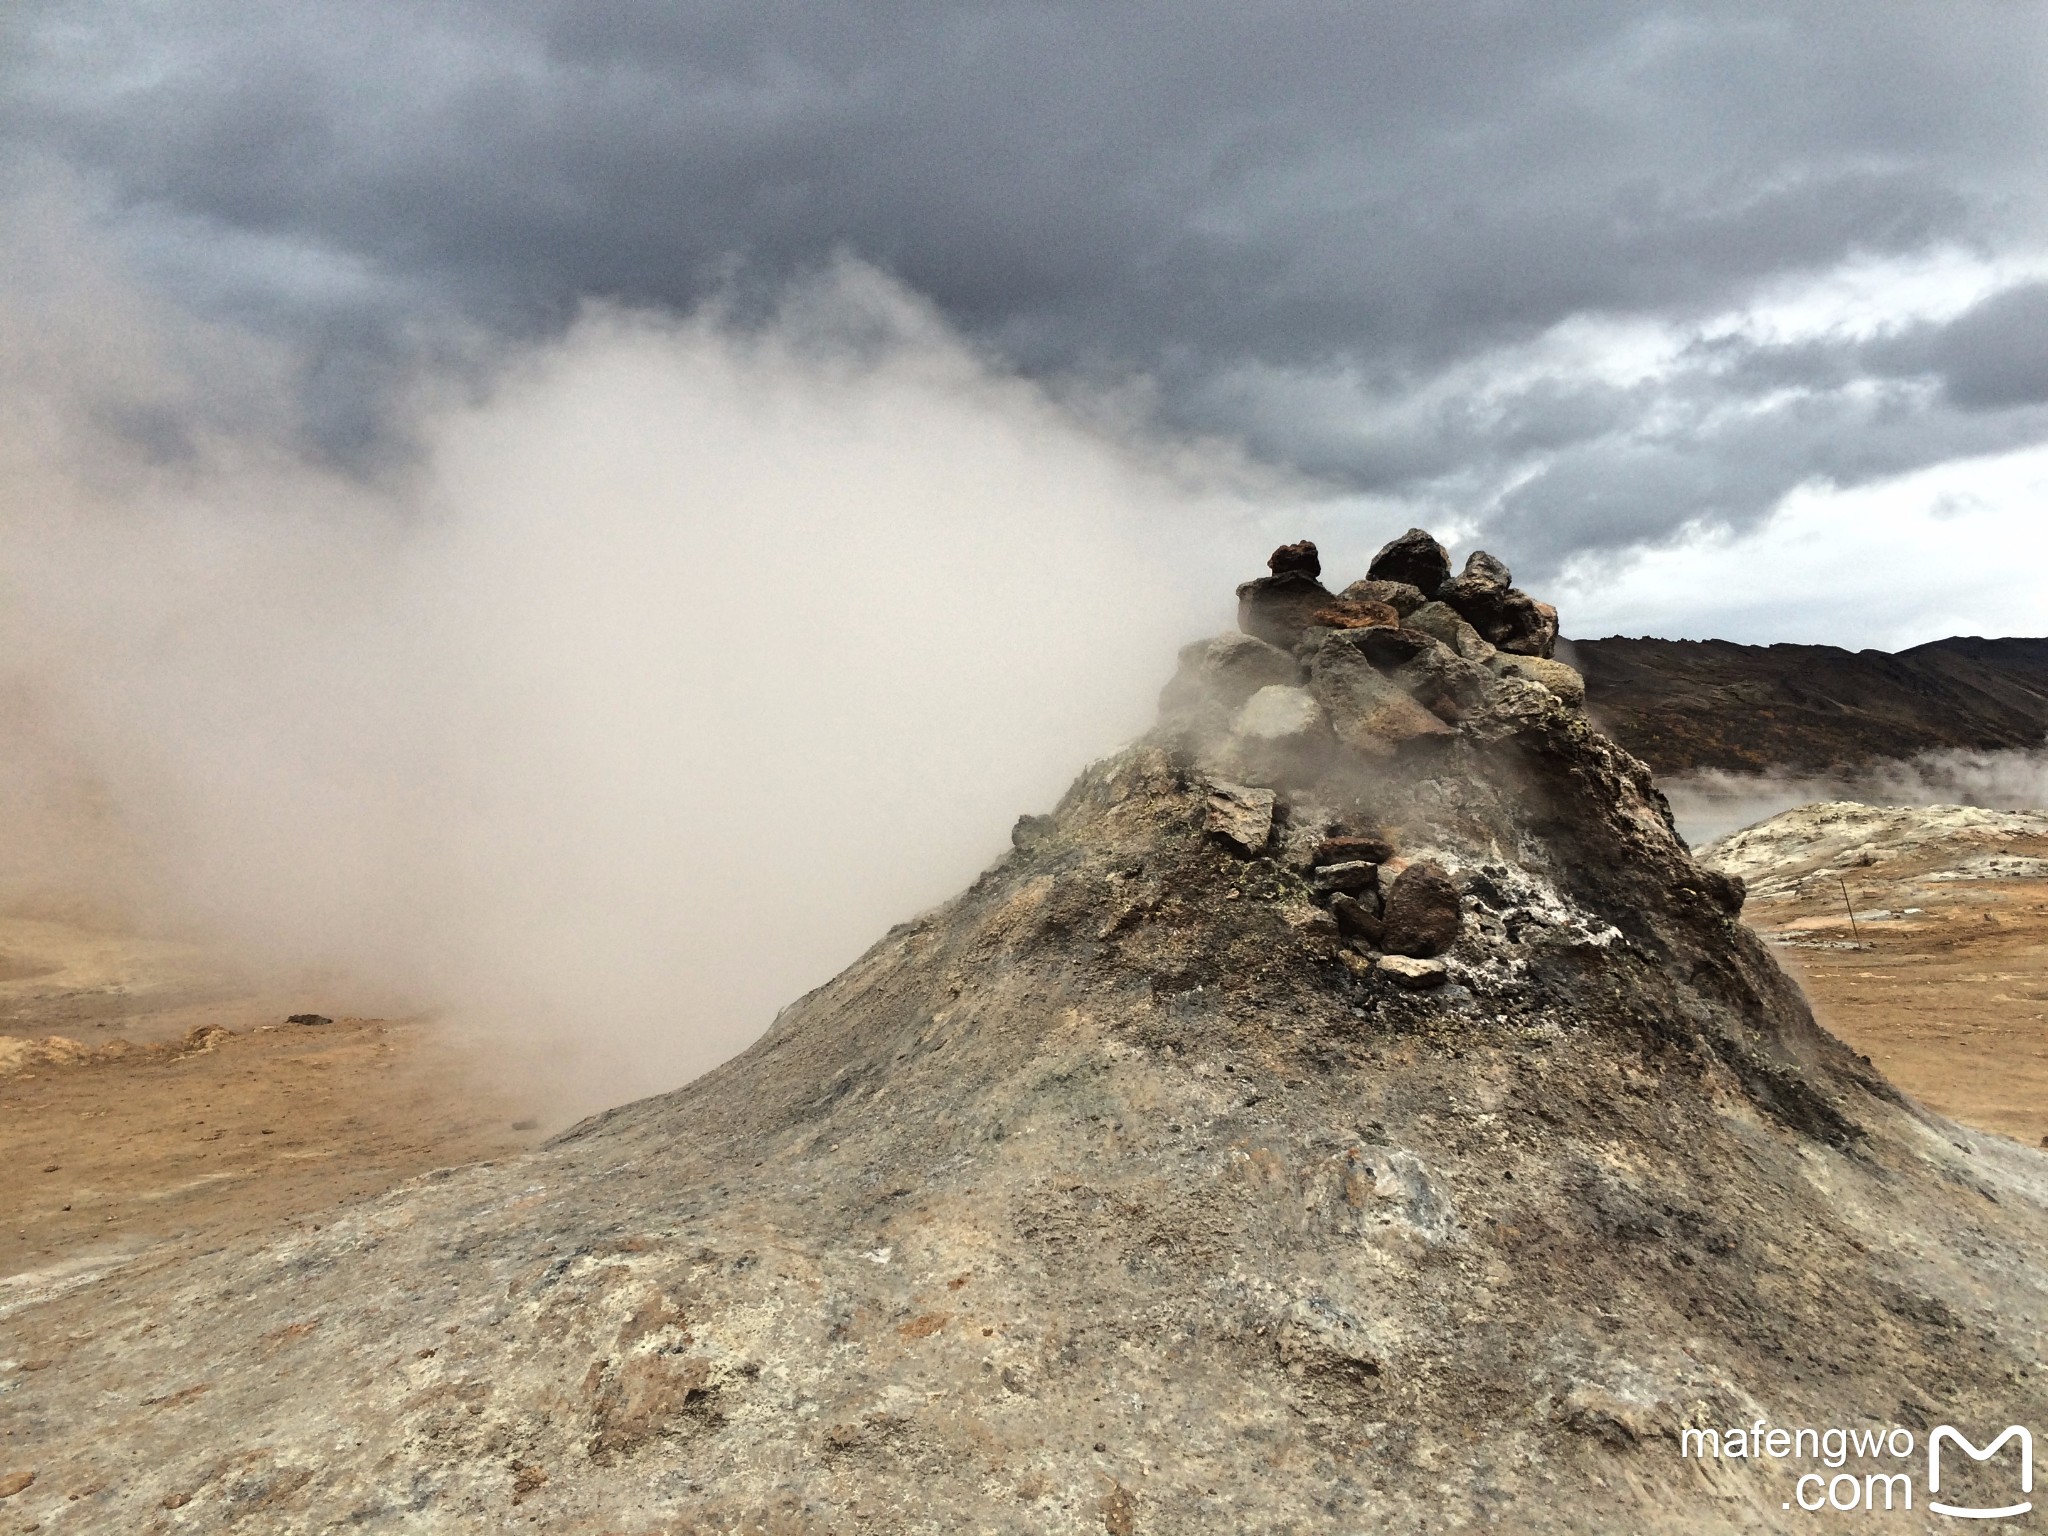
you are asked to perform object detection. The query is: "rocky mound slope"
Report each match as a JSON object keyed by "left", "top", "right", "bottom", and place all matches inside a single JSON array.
[{"left": 6, "top": 531, "right": 2048, "bottom": 1533}]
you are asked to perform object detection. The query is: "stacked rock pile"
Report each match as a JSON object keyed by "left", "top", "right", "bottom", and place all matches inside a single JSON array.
[
  {"left": 1161, "top": 527, "right": 1585, "bottom": 772},
  {"left": 1162, "top": 527, "right": 1592, "bottom": 991}
]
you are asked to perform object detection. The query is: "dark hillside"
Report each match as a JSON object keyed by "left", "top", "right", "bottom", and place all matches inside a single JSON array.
[{"left": 1564, "top": 633, "right": 2048, "bottom": 774}]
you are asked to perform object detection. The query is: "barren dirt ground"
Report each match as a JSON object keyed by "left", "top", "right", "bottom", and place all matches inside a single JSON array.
[
  {"left": 0, "top": 915, "right": 543, "bottom": 1299},
  {"left": 1721, "top": 835, "right": 2048, "bottom": 1150}
]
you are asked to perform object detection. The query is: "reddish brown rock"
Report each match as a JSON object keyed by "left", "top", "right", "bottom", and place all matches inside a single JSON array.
[
  {"left": 1380, "top": 861, "right": 1463, "bottom": 958},
  {"left": 1267, "top": 540, "right": 1321, "bottom": 579},
  {"left": 1305, "top": 597, "right": 1400, "bottom": 631}
]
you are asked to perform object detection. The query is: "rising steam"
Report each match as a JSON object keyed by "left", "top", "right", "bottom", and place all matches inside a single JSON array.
[
  {"left": 0, "top": 219, "right": 1300, "bottom": 1117},
  {"left": 1664, "top": 746, "right": 2048, "bottom": 848}
]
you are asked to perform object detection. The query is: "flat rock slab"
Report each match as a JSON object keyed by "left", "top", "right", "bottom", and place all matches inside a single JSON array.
[
  {"left": 1203, "top": 781, "right": 1276, "bottom": 854},
  {"left": 1376, "top": 954, "right": 1447, "bottom": 988}
]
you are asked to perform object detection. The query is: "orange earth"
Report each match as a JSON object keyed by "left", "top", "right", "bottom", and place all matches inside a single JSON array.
[{"left": 0, "top": 915, "right": 543, "bottom": 1299}]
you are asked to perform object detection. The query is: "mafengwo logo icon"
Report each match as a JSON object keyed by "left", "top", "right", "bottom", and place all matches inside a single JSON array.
[{"left": 1929, "top": 1425, "right": 2032, "bottom": 1521}]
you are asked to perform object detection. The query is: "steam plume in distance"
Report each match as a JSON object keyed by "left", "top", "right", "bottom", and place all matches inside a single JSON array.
[
  {"left": 1666, "top": 747, "right": 2048, "bottom": 849},
  {"left": 0, "top": 232, "right": 1296, "bottom": 1118}
]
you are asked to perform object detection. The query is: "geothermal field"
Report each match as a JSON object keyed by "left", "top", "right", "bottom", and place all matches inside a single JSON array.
[
  {"left": 4, "top": 533, "right": 2047, "bottom": 1532},
  {"left": 8, "top": 7, "right": 2048, "bottom": 1530}
]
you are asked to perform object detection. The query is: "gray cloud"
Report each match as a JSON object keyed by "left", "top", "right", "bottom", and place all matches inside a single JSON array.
[
  {"left": 1868, "top": 282, "right": 2048, "bottom": 411},
  {"left": 8, "top": 0, "right": 2048, "bottom": 572}
]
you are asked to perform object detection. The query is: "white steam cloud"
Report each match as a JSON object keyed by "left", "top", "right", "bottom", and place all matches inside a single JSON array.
[
  {"left": 0, "top": 213, "right": 1296, "bottom": 1118},
  {"left": 1666, "top": 747, "right": 2048, "bottom": 849}
]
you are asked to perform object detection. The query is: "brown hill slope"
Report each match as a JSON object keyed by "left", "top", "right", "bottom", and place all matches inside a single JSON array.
[
  {"left": 1564, "top": 633, "right": 2048, "bottom": 774},
  {"left": 5, "top": 533, "right": 2047, "bottom": 1533}
]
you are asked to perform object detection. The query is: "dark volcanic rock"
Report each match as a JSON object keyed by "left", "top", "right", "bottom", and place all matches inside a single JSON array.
[
  {"left": 1011, "top": 813, "right": 1055, "bottom": 850},
  {"left": 1438, "top": 578, "right": 1558, "bottom": 657},
  {"left": 1235, "top": 572, "right": 1336, "bottom": 650},
  {"left": 1461, "top": 549, "right": 1512, "bottom": 588},
  {"left": 1349, "top": 626, "right": 1436, "bottom": 668},
  {"left": 1366, "top": 527, "right": 1451, "bottom": 595},
  {"left": 1266, "top": 539, "right": 1320, "bottom": 578},
  {"left": 1345, "top": 627, "right": 1492, "bottom": 720},
  {"left": 1379, "top": 860, "right": 1463, "bottom": 957},
  {"left": 1314, "top": 834, "right": 1394, "bottom": 866},
  {"left": 1328, "top": 889, "right": 1384, "bottom": 943},
  {"left": 1403, "top": 599, "right": 1496, "bottom": 662}
]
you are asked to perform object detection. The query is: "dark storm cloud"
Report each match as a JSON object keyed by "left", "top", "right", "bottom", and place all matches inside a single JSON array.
[
  {"left": 7, "top": 0, "right": 2048, "bottom": 565},
  {"left": 1865, "top": 283, "right": 2048, "bottom": 411}
]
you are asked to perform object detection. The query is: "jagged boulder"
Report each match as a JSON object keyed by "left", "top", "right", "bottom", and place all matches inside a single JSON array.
[
  {"left": 1438, "top": 577, "right": 1558, "bottom": 657},
  {"left": 1460, "top": 549, "right": 1513, "bottom": 588},
  {"left": 1379, "top": 860, "right": 1464, "bottom": 957},
  {"left": 1339, "top": 577, "right": 1429, "bottom": 617},
  {"left": 1346, "top": 626, "right": 1493, "bottom": 721},
  {"left": 1158, "top": 632, "right": 1299, "bottom": 728},
  {"left": 1402, "top": 599, "right": 1497, "bottom": 663},
  {"left": 1492, "top": 652, "right": 1585, "bottom": 707},
  {"left": 1234, "top": 570, "right": 1336, "bottom": 649},
  {"left": 1365, "top": 527, "right": 1451, "bottom": 595},
  {"left": 1266, "top": 539, "right": 1321, "bottom": 578},
  {"left": 1203, "top": 780, "right": 1276, "bottom": 854},
  {"left": 1305, "top": 638, "right": 1457, "bottom": 757}
]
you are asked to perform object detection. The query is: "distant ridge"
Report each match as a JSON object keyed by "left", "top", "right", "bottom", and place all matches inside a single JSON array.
[{"left": 1563, "top": 632, "right": 2048, "bottom": 775}]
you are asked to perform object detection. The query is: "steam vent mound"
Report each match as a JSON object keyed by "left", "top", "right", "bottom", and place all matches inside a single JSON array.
[{"left": 12, "top": 532, "right": 2048, "bottom": 1534}]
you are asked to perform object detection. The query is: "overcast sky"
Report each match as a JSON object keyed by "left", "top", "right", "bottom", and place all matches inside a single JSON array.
[{"left": 8, "top": 0, "right": 2048, "bottom": 644}]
